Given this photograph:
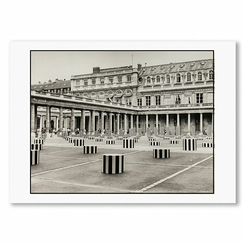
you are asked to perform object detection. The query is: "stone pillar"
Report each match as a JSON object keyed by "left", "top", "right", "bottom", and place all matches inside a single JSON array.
[
  {"left": 131, "top": 114, "right": 133, "bottom": 129},
  {"left": 31, "top": 104, "right": 36, "bottom": 137},
  {"left": 59, "top": 107, "right": 63, "bottom": 132},
  {"left": 71, "top": 108, "right": 75, "bottom": 132},
  {"left": 64, "top": 116, "right": 68, "bottom": 130},
  {"left": 110, "top": 113, "right": 113, "bottom": 132},
  {"left": 46, "top": 105, "right": 50, "bottom": 134},
  {"left": 92, "top": 110, "right": 95, "bottom": 134},
  {"left": 117, "top": 113, "right": 120, "bottom": 134},
  {"left": 80, "top": 110, "right": 85, "bottom": 133},
  {"left": 212, "top": 112, "right": 214, "bottom": 136},
  {"left": 146, "top": 114, "right": 148, "bottom": 129},
  {"left": 176, "top": 113, "right": 180, "bottom": 136},
  {"left": 155, "top": 114, "right": 158, "bottom": 128},
  {"left": 188, "top": 113, "right": 191, "bottom": 134},
  {"left": 101, "top": 111, "right": 104, "bottom": 133},
  {"left": 200, "top": 113, "right": 203, "bottom": 133},
  {"left": 124, "top": 114, "right": 127, "bottom": 134},
  {"left": 166, "top": 114, "right": 169, "bottom": 127},
  {"left": 56, "top": 117, "right": 59, "bottom": 131},
  {"left": 40, "top": 115, "right": 43, "bottom": 131},
  {"left": 136, "top": 115, "right": 139, "bottom": 134}
]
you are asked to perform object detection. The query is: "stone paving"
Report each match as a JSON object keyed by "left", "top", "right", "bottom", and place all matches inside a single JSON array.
[{"left": 31, "top": 135, "right": 214, "bottom": 194}]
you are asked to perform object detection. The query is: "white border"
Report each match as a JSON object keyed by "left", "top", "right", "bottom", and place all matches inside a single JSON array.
[{"left": 9, "top": 41, "right": 235, "bottom": 203}]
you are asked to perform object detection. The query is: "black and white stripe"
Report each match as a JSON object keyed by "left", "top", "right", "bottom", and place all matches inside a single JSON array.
[
  {"left": 30, "top": 150, "right": 40, "bottom": 165},
  {"left": 202, "top": 142, "right": 213, "bottom": 148},
  {"left": 150, "top": 141, "right": 160, "bottom": 146},
  {"left": 73, "top": 139, "right": 84, "bottom": 146},
  {"left": 95, "top": 138, "right": 104, "bottom": 142},
  {"left": 183, "top": 139, "right": 197, "bottom": 151},
  {"left": 102, "top": 154, "right": 125, "bottom": 174},
  {"left": 148, "top": 138, "right": 155, "bottom": 141},
  {"left": 106, "top": 140, "right": 116, "bottom": 145},
  {"left": 163, "top": 137, "right": 170, "bottom": 140},
  {"left": 83, "top": 146, "right": 97, "bottom": 154},
  {"left": 34, "top": 138, "right": 43, "bottom": 144},
  {"left": 116, "top": 137, "right": 123, "bottom": 140},
  {"left": 31, "top": 143, "right": 42, "bottom": 151},
  {"left": 123, "top": 139, "right": 135, "bottom": 148},
  {"left": 68, "top": 137, "right": 74, "bottom": 143},
  {"left": 153, "top": 149, "right": 170, "bottom": 159},
  {"left": 133, "top": 138, "right": 139, "bottom": 143},
  {"left": 170, "top": 140, "right": 179, "bottom": 144}
]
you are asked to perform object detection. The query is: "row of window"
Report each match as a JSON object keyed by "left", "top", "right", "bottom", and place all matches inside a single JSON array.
[
  {"left": 138, "top": 93, "right": 207, "bottom": 106},
  {"left": 146, "top": 70, "right": 214, "bottom": 84},
  {"left": 76, "top": 75, "right": 132, "bottom": 86}
]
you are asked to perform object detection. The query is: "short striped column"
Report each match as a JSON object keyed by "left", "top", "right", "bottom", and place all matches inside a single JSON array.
[
  {"left": 133, "top": 138, "right": 139, "bottom": 143},
  {"left": 170, "top": 140, "right": 179, "bottom": 144},
  {"left": 102, "top": 154, "right": 125, "bottom": 174},
  {"left": 123, "top": 139, "right": 134, "bottom": 148},
  {"left": 106, "top": 136, "right": 113, "bottom": 139},
  {"left": 95, "top": 138, "right": 104, "bottom": 142},
  {"left": 106, "top": 140, "right": 116, "bottom": 145},
  {"left": 68, "top": 137, "right": 74, "bottom": 143},
  {"left": 183, "top": 139, "right": 197, "bottom": 151},
  {"left": 88, "top": 137, "right": 95, "bottom": 140},
  {"left": 148, "top": 138, "right": 156, "bottom": 141},
  {"left": 34, "top": 138, "right": 43, "bottom": 144},
  {"left": 83, "top": 146, "right": 97, "bottom": 154},
  {"left": 163, "top": 137, "right": 170, "bottom": 140},
  {"left": 31, "top": 143, "right": 42, "bottom": 151},
  {"left": 73, "top": 139, "right": 84, "bottom": 146},
  {"left": 30, "top": 150, "right": 40, "bottom": 165},
  {"left": 150, "top": 141, "right": 160, "bottom": 146},
  {"left": 202, "top": 142, "right": 213, "bottom": 148},
  {"left": 116, "top": 137, "right": 123, "bottom": 141},
  {"left": 153, "top": 149, "right": 170, "bottom": 159}
]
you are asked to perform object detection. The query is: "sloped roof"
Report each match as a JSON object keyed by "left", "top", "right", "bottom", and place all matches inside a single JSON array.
[
  {"left": 31, "top": 80, "right": 71, "bottom": 91},
  {"left": 140, "top": 59, "right": 213, "bottom": 76}
]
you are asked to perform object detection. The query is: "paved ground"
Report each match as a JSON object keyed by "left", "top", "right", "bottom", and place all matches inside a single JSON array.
[{"left": 31, "top": 135, "right": 214, "bottom": 194}]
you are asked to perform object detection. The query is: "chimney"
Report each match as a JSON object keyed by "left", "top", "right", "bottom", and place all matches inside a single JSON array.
[
  {"left": 93, "top": 67, "right": 100, "bottom": 73},
  {"left": 137, "top": 64, "right": 142, "bottom": 71}
]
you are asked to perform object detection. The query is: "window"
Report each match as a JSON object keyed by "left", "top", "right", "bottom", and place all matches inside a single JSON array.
[
  {"left": 127, "top": 75, "right": 132, "bottom": 82},
  {"left": 92, "top": 79, "right": 96, "bottom": 85},
  {"left": 176, "top": 74, "right": 181, "bottom": 83},
  {"left": 109, "top": 77, "right": 113, "bottom": 84},
  {"left": 147, "top": 77, "right": 151, "bottom": 84},
  {"left": 198, "top": 72, "right": 202, "bottom": 81},
  {"left": 84, "top": 80, "right": 88, "bottom": 86},
  {"left": 156, "top": 95, "right": 161, "bottom": 105},
  {"left": 137, "top": 98, "right": 142, "bottom": 107},
  {"left": 196, "top": 93, "right": 203, "bottom": 103},
  {"left": 76, "top": 80, "right": 80, "bottom": 86},
  {"left": 166, "top": 75, "right": 170, "bottom": 83},
  {"left": 100, "top": 78, "right": 104, "bottom": 85},
  {"left": 187, "top": 73, "right": 191, "bottom": 81},
  {"left": 209, "top": 70, "right": 214, "bottom": 80},
  {"left": 146, "top": 96, "right": 151, "bottom": 106},
  {"left": 175, "top": 95, "right": 181, "bottom": 104},
  {"left": 156, "top": 76, "right": 160, "bottom": 83},
  {"left": 118, "top": 75, "right": 122, "bottom": 82}
]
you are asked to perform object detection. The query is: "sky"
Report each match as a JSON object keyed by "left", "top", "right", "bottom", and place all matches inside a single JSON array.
[{"left": 31, "top": 51, "right": 213, "bottom": 84}]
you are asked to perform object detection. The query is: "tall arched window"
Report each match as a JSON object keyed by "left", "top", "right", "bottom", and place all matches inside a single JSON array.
[
  {"left": 209, "top": 70, "right": 214, "bottom": 79},
  {"left": 147, "top": 77, "right": 151, "bottom": 84},
  {"left": 156, "top": 76, "right": 160, "bottom": 83},
  {"left": 187, "top": 73, "right": 191, "bottom": 81},
  {"left": 176, "top": 74, "right": 181, "bottom": 83},
  {"left": 198, "top": 72, "right": 202, "bottom": 81},
  {"left": 166, "top": 75, "right": 170, "bottom": 83}
]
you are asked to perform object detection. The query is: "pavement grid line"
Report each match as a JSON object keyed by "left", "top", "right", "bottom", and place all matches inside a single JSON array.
[{"left": 134, "top": 155, "right": 213, "bottom": 193}]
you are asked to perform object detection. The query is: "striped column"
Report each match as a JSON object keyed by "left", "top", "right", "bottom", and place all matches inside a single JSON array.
[
  {"left": 202, "top": 142, "right": 213, "bottom": 148},
  {"left": 153, "top": 149, "right": 170, "bottom": 159},
  {"left": 73, "top": 138, "right": 84, "bottom": 146},
  {"left": 123, "top": 138, "right": 134, "bottom": 148},
  {"left": 148, "top": 138, "right": 156, "bottom": 141},
  {"left": 31, "top": 143, "right": 42, "bottom": 151},
  {"left": 34, "top": 138, "right": 44, "bottom": 144},
  {"left": 95, "top": 138, "right": 104, "bottom": 142},
  {"left": 183, "top": 138, "right": 197, "bottom": 151},
  {"left": 30, "top": 150, "right": 40, "bottom": 165},
  {"left": 150, "top": 141, "right": 160, "bottom": 146},
  {"left": 170, "top": 140, "right": 179, "bottom": 144},
  {"left": 106, "top": 140, "right": 116, "bottom": 145},
  {"left": 83, "top": 146, "right": 97, "bottom": 154},
  {"left": 102, "top": 154, "right": 125, "bottom": 174}
]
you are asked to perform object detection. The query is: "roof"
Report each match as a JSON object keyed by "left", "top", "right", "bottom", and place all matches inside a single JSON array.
[
  {"left": 139, "top": 59, "right": 213, "bottom": 76},
  {"left": 31, "top": 79, "right": 71, "bottom": 91}
]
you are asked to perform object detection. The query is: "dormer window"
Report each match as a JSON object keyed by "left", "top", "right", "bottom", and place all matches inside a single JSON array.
[
  {"left": 156, "top": 76, "right": 160, "bottom": 83},
  {"left": 198, "top": 72, "right": 202, "bottom": 81},
  {"left": 100, "top": 78, "right": 104, "bottom": 85},
  {"left": 166, "top": 75, "right": 170, "bottom": 83},
  {"left": 209, "top": 70, "right": 214, "bottom": 80},
  {"left": 147, "top": 77, "right": 151, "bottom": 84},
  {"left": 176, "top": 74, "right": 181, "bottom": 83},
  {"left": 84, "top": 80, "right": 88, "bottom": 86},
  {"left": 127, "top": 75, "right": 132, "bottom": 82},
  {"left": 92, "top": 79, "right": 96, "bottom": 85},
  {"left": 118, "top": 75, "right": 122, "bottom": 82},
  {"left": 109, "top": 77, "right": 113, "bottom": 83}
]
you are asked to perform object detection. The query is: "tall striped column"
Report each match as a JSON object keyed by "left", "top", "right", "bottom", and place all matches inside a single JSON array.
[
  {"left": 102, "top": 154, "right": 125, "bottom": 174},
  {"left": 183, "top": 138, "right": 197, "bottom": 151},
  {"left": 123, "top": 138, "right": 134, "bottom": 148},
  {"left": 30, "top": 150, "right": 40, "bottom": 165},
  {"left": 153, "top": 149, "right": 170, "bottom": 159}
]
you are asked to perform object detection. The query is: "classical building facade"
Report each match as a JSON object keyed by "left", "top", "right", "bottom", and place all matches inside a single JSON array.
[{"left": 31, "top": 58, "right": 214, "bottom": 137}]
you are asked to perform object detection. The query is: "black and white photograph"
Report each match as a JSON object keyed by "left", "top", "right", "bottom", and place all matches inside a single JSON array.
[{"left": 30, "top": 50, "right": 214, "bottom": 194}]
